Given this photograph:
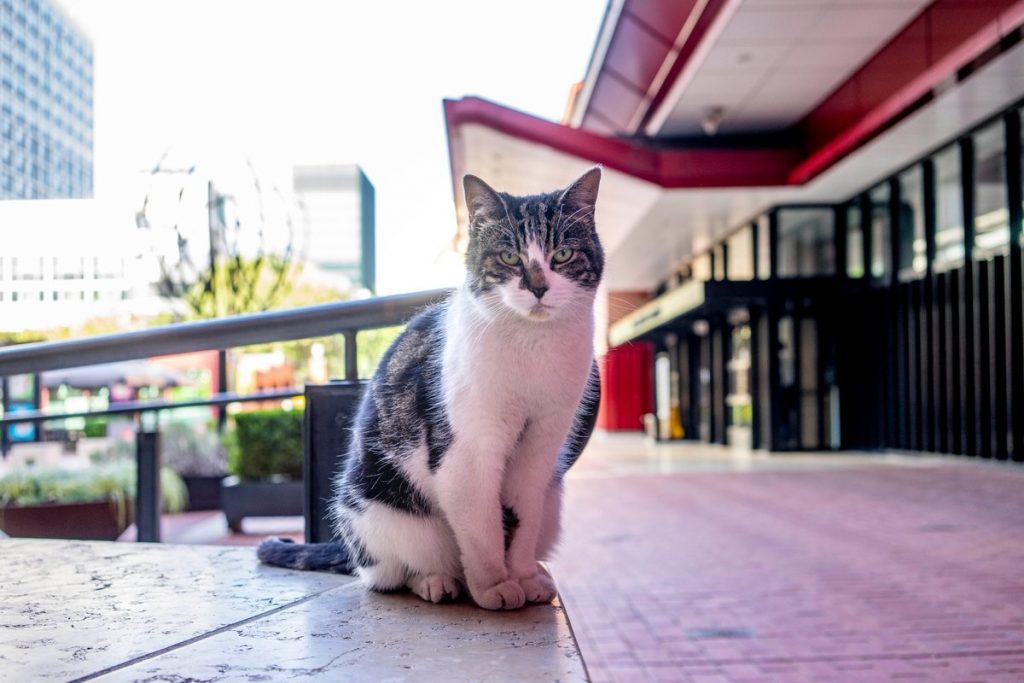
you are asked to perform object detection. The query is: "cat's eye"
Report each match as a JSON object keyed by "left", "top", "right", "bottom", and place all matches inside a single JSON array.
[
  {"left": 499, "top": 251, "right": 521, "bottom": 266},
  {"left": 552, "top": 248, "right": 574, "bottom": 264}
]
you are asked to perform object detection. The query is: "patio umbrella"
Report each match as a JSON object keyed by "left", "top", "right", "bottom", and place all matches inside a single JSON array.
[{"left": 41, "top": 360, "right": 192, "bottom": 390}]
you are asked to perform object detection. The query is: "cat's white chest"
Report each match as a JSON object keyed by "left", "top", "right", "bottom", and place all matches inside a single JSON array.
[{"left": 443, "top": 295, "right": 594, "bottom": 421}]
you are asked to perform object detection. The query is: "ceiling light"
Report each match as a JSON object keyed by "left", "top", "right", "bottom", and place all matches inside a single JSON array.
[{"left": 702, "top": 107, "right": 725, "bottom": 136}]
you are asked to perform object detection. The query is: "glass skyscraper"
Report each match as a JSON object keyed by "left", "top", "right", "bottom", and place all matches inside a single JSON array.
[{"left": 0, "top": 0, "right": 92, "bottom": 199}]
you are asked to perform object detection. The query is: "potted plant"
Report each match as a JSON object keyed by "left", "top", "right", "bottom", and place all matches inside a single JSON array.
[
  {"left": 0, "top": 461, "right": 187, "bottom": 540},
  {"left": 221, "top": 408, "right": 303, "bottom": 533},
  {"left": 160, "top": 421, "right": 230, "bottom": 511}
]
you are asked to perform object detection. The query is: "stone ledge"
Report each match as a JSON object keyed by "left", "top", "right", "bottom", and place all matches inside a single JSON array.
[{"left": 0, "top": 539, "right": 586, "bottom": 682}]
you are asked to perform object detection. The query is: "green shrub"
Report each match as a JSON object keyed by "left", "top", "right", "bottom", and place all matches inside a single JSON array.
[
  {"left": 83, "top": 418, "right": 108, "bottom": 438},
  {"left": 229, "top": 409, "right": 303, "bottom": 481},
  {"left": 0, "top": 462, "right": 187, "bottom": 513}
]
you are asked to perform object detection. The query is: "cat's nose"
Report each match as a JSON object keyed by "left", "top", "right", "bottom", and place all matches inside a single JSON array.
[{"left": 529, "top": 284, "right": 548, "bottom": 300}]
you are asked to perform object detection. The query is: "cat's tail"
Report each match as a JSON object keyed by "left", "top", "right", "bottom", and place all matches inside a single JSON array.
[{"left": 257, "top": 537, "right": 353, "bottom": 573}]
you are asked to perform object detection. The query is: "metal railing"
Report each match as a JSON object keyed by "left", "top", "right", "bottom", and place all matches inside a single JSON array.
[{"left": 0, "top": 288, "right": 451, "bottom": 541}]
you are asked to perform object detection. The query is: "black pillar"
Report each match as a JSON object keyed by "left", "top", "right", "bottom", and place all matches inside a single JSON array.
[
  {"left": 217, "top": 349, "right": 228, "bottom": 433},
  {"left": 1006, "top": 109, "right": 1024, "bottom": 462},
  {"left": 136, "top": 430, "right": 161, "bottom": 543},
  {"left": 304, "top": 381, "right": 366, "bottom": 543},
  {"left": 0, "top": 377, "right": 9, "bottom": 457},
  {"left": 344, "top": 331, "right": 359, "bottom": 381}
]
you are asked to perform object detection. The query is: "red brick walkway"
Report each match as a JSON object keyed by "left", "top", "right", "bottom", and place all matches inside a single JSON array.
[{"left": 552, "top": 441, "right": 1024, "bottom": 682}]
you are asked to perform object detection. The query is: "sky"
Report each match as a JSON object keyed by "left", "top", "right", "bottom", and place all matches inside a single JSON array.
[{"left": 58, "top": 0, "right": 608, "bottom": 294}]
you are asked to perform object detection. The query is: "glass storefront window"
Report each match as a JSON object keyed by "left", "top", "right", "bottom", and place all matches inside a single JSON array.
[
  {"left": 757, "top": 214, "right": 771, "bottom": 279},
  {"left": 973, "top": 120, "right": 1009, "bottom": 259},
  {"left": 897, "top": 165, "right": 926, "bottom": 280},
  {"left": 777, "top": 207, "right": 835, "bottom": 278},
  {"left": 869, "top": 184, "right": 891, "bottom": 282},
  {"left": 934, "top": 145, "right": 964, "bottom": 272},
  {"left": 846, "top": 200, "right": 864, "bottom": 278},
  {"left": 726, "top": 225, "right": 754, "bottom": 281}
]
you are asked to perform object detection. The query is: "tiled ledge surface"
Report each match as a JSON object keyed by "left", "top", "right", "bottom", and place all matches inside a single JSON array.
[{"left": 0, "top": 539, "right": 585, "bottom": 682}]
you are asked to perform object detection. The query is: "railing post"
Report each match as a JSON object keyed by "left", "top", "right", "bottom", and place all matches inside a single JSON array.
[
  {"left": 217, "top": 349, "right": 228, "bottom": 433},
  {"left": 1, "top": 377, "right": 9, "bottom": 457},
  {"left": 136, "top": 429, "right": 161, "bottom": 543},
  {"left": 344, "top": 330, "right": 358, "bottom": 381}
]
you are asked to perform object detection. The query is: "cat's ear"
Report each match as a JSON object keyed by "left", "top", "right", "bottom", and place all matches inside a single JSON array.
[
  {"left": 463, "top": 174, "right": 506, "bottom": 223},
  {"left": 559, "top": 166, "right": 601, "bottom": 213}
]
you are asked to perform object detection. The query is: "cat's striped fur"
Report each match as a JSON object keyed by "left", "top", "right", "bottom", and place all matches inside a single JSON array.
[{"left": 259, "top": 168, "right": 603, "bottom": 610}]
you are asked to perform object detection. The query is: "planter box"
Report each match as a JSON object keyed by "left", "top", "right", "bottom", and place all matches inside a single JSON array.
[
  {"left": 221, "top": 476, "right": 303, "bottom": 533},
  {"left": 182, "top": 474, "right": 227, "bottom": 511},
  {"left": 0, "top": 500, "right": 133, "bottom": 541}
]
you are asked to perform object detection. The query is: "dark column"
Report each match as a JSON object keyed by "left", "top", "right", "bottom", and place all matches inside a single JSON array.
[
  {"left": 949, "top": 270, "right": 963, "bottom": 454},
  {"left": 1006, "top": 109, "right": 1024, "bottom": 462},
  {"left": 678, "top": 335, "right": 694, "bottom": 440},
  {"left": 922, "top": 159, "right": 937, "bottom": 452},
  {"left": 721, "top": 320, "right": 733, "bottom": 446},
  {"left": 0, "top": 377, "right": 9, "bottom": 457},
  {"left": 344, "top": 330, "right": 359, "bottom": 381},
  {"left": 960, "top": 137, "right": 978, "bottom": 456},
  {"left": 936, "top": 272, "right": 949, "bottom": 453},
  {"left": 977, "top": 259, "right": 993, "bottom": 458},
  {"left": 710, "top": 321, "right": 725, "bottom": 444},
  {"left": 304, "top": 381, "right": 366, "bottom": 543},
  {"left": 889, "top": 179, "right": 907, "bottom": 450},
  {"left": 993, "top": 255, "right": 1009, "bottom": 460},
  {"left": 700, "top": 329, "right": 712, "bottom": 442},
  {"left": 136, "top": 429, "right": 161, "bottom": 543},
  {"left": 217, "top": 349, "right": 228, "bottom": 433},
  {"left": 768, "top": 303, "right": 785, "bottom": 451},
  {"left": 687, "top": 332, "right": 702, "bottom": 440},
  {"left": 750, "top": 310, "right": 762, "bottom": 450}
]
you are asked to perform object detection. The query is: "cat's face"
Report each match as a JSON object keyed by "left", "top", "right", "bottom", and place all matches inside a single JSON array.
[{"left": 462, "top": 168, "right": 604, "bottom": 322}]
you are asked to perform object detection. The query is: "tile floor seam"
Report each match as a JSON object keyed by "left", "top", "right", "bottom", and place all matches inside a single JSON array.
[{"left": 68, "top": 580, "right": 360, "bottom": 683}]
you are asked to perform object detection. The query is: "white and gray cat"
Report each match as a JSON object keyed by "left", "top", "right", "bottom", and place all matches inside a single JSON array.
[{"left": 259, "top": 167, "right": 603, "bottom": 610}]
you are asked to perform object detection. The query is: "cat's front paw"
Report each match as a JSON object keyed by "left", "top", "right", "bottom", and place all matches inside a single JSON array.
[
  {"left": 408, "top": 574, "right": 462, "bottom": 604},
  {"left": 473, "top": 579, "right": 526, "bottom": 610},
  {"left": 518, "top": 572, "right": 557, "bottom": 603}
]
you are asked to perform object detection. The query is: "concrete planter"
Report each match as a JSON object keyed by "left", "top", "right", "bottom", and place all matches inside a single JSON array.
[
  {"left": 221, "top": 476, "right": 303, "bottom": 533},
  {"left": 182, "top": 474, "right": 227, "bottom": 511},
  {"left": 0, "top": 500, "right": 133, "bottom": 540}
]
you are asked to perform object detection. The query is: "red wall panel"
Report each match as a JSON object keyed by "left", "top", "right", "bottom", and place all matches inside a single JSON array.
[{"left": 597, "top": 342, "right": 653, "bottom": 432}]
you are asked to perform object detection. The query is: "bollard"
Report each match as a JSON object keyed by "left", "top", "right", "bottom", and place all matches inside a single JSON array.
[{"left": 136, "top": 430, "right": 161, "bottom": 543}]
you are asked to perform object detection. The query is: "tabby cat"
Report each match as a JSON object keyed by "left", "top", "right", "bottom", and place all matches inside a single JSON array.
[{"left": 259, "top": 167, "right": 603, "bottom": 610}]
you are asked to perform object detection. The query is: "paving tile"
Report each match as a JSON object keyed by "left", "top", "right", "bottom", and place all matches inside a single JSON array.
[
  {"left": 95, "top": 585, "right": 583, "bottom": 682},
  {"left": 552, "top": 436, "right": 1024, "bottom": 683},
  {"left": 0, "top": 540, "right": 353, "bottom": 681}
]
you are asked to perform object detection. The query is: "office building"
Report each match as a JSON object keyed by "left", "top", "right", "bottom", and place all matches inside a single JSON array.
[
  {"left": 0, "top": 200, "right": 158, "bottom": 331},
  {"left": 293, "top": 164, "right": 376, "bottom": 292},
  {"left": 0, "top": 0, "right": 93, "bottom": 199}
]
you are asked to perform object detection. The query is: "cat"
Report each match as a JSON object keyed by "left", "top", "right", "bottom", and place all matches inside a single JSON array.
[{"left": 258, "top": 167, "right": 603, "bottom": 610}]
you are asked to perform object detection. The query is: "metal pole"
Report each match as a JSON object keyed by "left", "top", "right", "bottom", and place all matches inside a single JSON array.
[
  {"left": 135, "top": 429, "right": 161, "bottom": 543},
  {"left": 344, "top": 330, "right": 358, "bottom": 381},
  {"left": 0, "top": 377, "right": 9, "bottom": 457},
  {"left": 217, "top": 349, "right": 228, "bottom": 433}
]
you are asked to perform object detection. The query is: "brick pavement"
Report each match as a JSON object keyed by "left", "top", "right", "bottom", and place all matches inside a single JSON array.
[{"left": 552, "top": 437, "right": 1024, "bottom": 683}]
